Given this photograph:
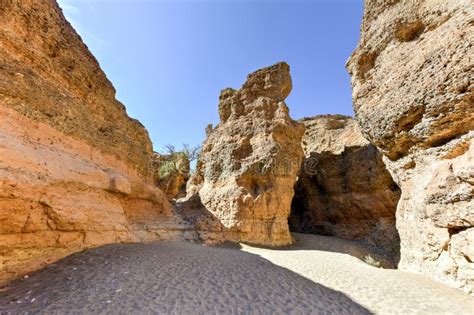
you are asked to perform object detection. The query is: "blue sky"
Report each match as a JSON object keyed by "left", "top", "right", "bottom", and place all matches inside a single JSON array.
[{"left": 57, "top": 0, "right": 364, "bottom": 153}]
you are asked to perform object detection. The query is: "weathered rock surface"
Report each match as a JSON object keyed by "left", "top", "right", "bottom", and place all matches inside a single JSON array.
[
  {"left": 151, "top": 152, "right": 190, "bottom": 200},
  {"left": 185, "top": 62, "right": 305, "bottom": 246},
  {"left": 290, "top": 115, "right": 401, "bottom": 263},
  {"left": 347, "top": 0, "right": 474, "bottom": 293},
  {"left": 0, "top": 0, "right": 175, "bottom": 285}
]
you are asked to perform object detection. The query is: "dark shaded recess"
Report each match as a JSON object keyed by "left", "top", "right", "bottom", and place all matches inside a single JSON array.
[{"left": 290, "top": 144, "right": 401, "bottom": 265}]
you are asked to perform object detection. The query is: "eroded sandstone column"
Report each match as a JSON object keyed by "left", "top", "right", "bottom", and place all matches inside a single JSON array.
[
  {"left": 347, "top": 0, "right": 473, "bottom": 294},
  {"left": 187, "top": 62, "right": 305, "bottom": 246}
]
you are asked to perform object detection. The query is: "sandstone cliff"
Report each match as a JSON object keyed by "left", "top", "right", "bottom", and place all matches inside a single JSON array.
[
  {"left": 347, "top": 0, "right": 474, "bottom": 294},
  {"left": 0, "top": 0, "right": 174, "bottom": 284},
  {"left": 290, "top": 115, "right": 401, "bottom": 263},
  {"left": 185, "top": 62, "right": 305, "bottom": 246}
]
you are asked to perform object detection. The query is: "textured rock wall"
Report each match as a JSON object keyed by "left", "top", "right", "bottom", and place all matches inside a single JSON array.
[
  {"left": 186, "top": 62, "right": 305, "bottom": 246},
  {"left": 0, "top": 0, "right": 174, "bottom": 284},
  {"left": 290, "top": 115, "right": 401, "bottom": 262},
  {"left": 347, "top": 0, "right": 473, "bottom": 294}
]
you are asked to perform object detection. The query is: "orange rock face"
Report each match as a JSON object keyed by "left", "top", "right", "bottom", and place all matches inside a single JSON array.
[{"left": 0, "top": 0, "right": 173, "bottom": 284}]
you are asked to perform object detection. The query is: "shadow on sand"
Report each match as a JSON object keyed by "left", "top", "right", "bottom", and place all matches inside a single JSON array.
[
  {"left": 0, "top": 240, "right": 371, "bottom": 314},
  {"left": 236, "top": 232, "right": 396, "bottom": 269}
]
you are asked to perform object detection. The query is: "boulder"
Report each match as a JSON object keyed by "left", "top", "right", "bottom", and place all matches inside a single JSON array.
[
  {"left": 0, "top": 0, "right": 173, "bottom": 285},
  {"left": 290, "top": 115, "right": 401, "bottom": 263},
  {"left": 186, "top": 62, "right": 305, "bottom": 246},
  {"left": 346, "top": 0, "right": 474, "bottom": 294}
]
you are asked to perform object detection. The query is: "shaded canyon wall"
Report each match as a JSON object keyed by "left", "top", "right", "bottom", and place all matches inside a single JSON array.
[{"left": 290, "top": 115, "right": 401, "bottom": 263}]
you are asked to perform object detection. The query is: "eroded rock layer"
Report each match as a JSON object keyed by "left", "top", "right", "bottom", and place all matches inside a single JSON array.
[
  {"left": 0, "top": 0, "right": 174, "bottom": 284},
  {"left": 347, "top": 0, "right": 474, "bottom": 293},
  {"left": 186, "top": 62, "right": 305, "bottom": 246},
  {"left": 290, "top": 115, "right": 401, "bottom": 262}
]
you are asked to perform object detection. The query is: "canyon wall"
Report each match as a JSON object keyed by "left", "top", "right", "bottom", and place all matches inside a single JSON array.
[
  {"left": 186, "top": 62, "right": 305, "bottom": 246},
  {"left": 0, "top": 0, "right": 174, "bottom": 285},
  {"left": 290, "top": 115, "right": 400, "bottom": 262},
  {"left": 347, "top": 0, "right": 473, "bottom": 293}
]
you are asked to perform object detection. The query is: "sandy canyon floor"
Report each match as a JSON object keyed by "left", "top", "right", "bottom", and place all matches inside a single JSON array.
[{"left": 1, "top": 233, "right": 473, "bottom": 314}]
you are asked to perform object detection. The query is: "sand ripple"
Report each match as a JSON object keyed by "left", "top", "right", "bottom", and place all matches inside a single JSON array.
[{"left": 1, "top": 233, "right": 473, "bottom": 314}]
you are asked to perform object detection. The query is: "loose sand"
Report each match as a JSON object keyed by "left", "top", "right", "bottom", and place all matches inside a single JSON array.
[{"left": 1, "top": 233, "right": 473, "bottom": 314}]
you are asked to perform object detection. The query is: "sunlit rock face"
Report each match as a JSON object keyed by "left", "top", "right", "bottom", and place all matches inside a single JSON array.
[
  {"left": 290, "top": 115, "right": 401, "bottom": 263},
  {"left": 346, "top": 0, "right": 474, "bottom": 294},
  {"left": 0, "top": 0, "right": 173, "bottom": 285},
  {"left": 186, "top": 62, "right": 305, "bottom": 246}
]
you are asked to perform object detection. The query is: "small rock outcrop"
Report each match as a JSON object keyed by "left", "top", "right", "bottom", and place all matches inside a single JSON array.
[
  {"left": 290, "top": 115, "right": 401, "bottom": 262},
  {"left": 0, "top": 0, "right": 174, "bottom": 285},
  {"left": 185, "top": 62, "right": 305, "bottom": 246},
  {"left": 347, "top": 0, "right": 474, "bottom": 293},
  {"left": 151, "top": 152, "right": 190, "bottom": 200}
]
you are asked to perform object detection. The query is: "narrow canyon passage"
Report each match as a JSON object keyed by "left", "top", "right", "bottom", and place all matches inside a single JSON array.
[
  {"left": 1, "top": 234, "right": 473, "bottom": 314},
  {"left": 1, "top": 0, "right": 472, "bottom": 304},
  {"left": 288, "top": 115, "right": 402, "bottom": 266}
]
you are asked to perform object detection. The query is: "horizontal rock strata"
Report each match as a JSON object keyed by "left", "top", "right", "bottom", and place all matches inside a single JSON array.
[{"left": 0, "top": 0, "right": 175, "bottom": 285}]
